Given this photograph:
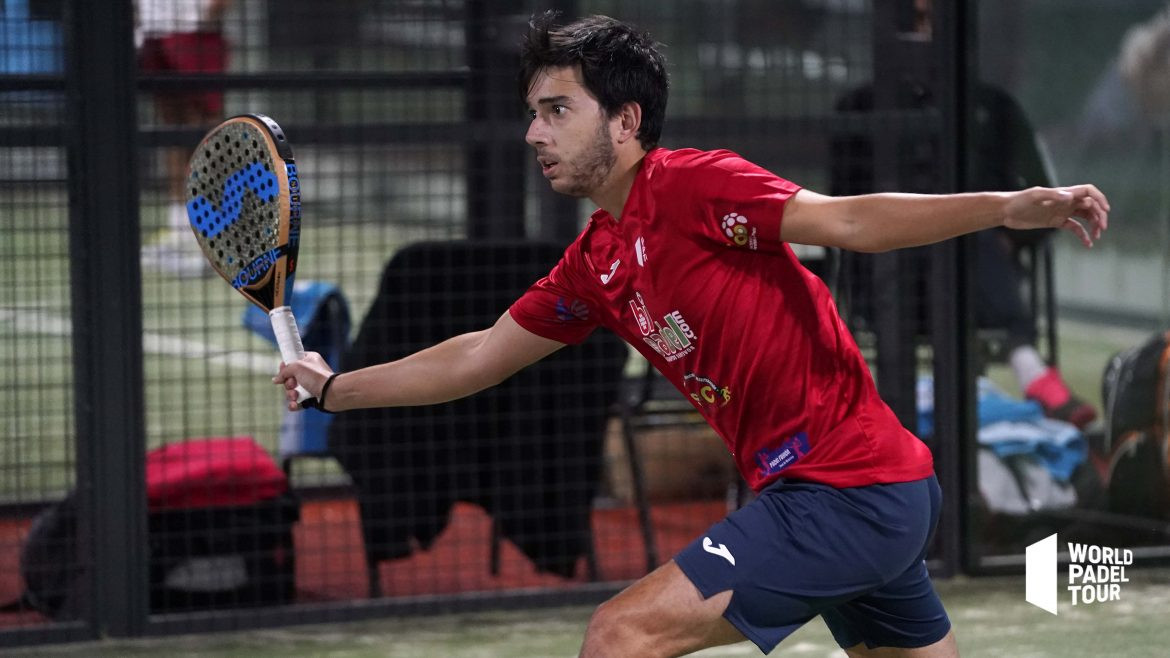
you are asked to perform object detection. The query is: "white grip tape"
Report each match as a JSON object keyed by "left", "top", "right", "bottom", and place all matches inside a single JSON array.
[{"left": 269, "top": 306, "right": 312, "bottom": 404}]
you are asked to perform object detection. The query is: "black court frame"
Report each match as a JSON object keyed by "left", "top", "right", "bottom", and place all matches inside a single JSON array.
[
  {"left": 1, "top": 0, "right": 970, "bottom": 646},
  {"left": 4, "top": 0, "right": 1152, "bottom": 648}
]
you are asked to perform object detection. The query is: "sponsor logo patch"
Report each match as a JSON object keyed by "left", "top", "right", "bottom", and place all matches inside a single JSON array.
[
  {"left": 755, "top": 432, "right": 810, "bottom": 478},
  {"left": 720, "top": 212, "right": 758, "bottom": 250},
  {"left": 555, "top": 297, "right": 590, "bottom": 322},
  {"left": 627, "top": 292, "right": 696, "bottom": 362},
  {"left": 683, "top": 372, "right": 732, "bottom": 410}
]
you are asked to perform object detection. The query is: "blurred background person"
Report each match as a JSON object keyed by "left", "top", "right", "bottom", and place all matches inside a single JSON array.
[{"left": 137, "top": 0, "right": 232, "bottom": 277}]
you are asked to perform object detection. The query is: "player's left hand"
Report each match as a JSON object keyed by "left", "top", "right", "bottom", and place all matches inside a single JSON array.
[{"left": 1003, "top": 185, "right": 1110, "bottom": 248}]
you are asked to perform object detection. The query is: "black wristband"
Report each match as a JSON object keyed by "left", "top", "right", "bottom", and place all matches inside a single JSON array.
[{"left": 318, "top": 373, "right": 340, "bottom": 413}]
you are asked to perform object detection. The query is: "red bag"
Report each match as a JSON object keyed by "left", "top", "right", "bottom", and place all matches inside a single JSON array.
[{"left": 146, "top": 437, "right": 287, "bottom": 511}]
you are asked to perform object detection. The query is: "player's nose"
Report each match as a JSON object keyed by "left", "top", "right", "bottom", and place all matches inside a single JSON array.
[{"left": 525, "top": 118, "right": 548, "bottom": 147}]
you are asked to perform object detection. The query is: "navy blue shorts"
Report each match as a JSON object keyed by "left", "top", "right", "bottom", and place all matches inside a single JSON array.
[{"left": 674, "top": 475, "right": 950, "bottom": 654}]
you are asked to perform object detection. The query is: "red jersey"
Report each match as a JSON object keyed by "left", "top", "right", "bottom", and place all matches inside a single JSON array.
[{"left": 509, "top": 147, "right": 934, "bottom": 490}]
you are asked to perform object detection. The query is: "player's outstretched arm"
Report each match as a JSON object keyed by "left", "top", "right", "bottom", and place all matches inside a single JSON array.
[
  {"left": 780, "top": 185, "right": 1109, "bottom": 252},
  {"left": 274, "top": 311, "right": 565, "bottom": 412}
]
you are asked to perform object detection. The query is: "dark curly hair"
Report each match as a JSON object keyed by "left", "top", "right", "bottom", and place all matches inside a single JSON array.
[{"left": 519, "top": 11, "right": 669, "bottom": 150}]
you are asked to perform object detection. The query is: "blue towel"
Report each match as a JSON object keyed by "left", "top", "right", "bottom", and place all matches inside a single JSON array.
[
  {"left": 242, "top": 280, "right": 351, "bottom": 456},
  {"left": 917, "top": 376, "right": 1086, "bottom": 482},
  {"left": 977, "top": 419, "right": 1087, "bottom": 482}
]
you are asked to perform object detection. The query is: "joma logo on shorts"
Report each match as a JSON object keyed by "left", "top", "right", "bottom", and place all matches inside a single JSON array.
[{"left": 702, "top": 537, "right": 735, "bottom": 566}]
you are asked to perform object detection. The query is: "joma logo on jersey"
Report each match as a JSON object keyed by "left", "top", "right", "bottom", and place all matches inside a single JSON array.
[{"left": 628, "top": 292, "right": 696, "bottom": 361}]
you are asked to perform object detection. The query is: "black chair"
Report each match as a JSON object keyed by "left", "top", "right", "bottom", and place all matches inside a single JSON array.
[{"left": 327, "top": 240, "right": 629, "bottom": 596}]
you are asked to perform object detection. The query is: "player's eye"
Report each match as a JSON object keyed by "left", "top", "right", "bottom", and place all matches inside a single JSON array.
[
  {"left": 552, "top": 105, "right": 567, "bottom": 115},
  {"left": 527, "top": 109, "right": 537, "bottom": 120}
]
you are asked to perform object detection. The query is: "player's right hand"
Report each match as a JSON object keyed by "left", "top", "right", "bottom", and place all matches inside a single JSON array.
[{"left": 275, "top": 352, "right": 334, "bottom": 412}]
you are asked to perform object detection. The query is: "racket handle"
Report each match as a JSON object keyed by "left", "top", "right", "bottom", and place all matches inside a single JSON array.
[{"left": 269, "top": 306, "right": 316, "bottom": 408}]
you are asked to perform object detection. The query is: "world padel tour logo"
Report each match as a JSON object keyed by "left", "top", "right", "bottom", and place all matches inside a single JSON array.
[{"left": 1025, "top": 534, "right": 1133, "bottom": 615}]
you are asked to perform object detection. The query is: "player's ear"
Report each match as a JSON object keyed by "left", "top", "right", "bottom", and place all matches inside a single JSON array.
[{"left": 614, "top": 101, "right": 642, "bottom": 145}]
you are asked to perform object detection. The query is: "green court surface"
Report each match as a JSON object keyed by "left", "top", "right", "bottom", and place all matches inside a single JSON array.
[{"left": 10, "top": 568, "right": 1170, "bottom": 657}]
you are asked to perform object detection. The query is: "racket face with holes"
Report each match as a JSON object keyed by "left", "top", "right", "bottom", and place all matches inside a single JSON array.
[{"left": 185, "top": 114, "right": 301, "bottom": 312}]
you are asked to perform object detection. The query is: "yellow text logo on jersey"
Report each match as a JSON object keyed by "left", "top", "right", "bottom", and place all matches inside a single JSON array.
[{"left": 684, "top": 372, "right": 731, "bottom": 411}]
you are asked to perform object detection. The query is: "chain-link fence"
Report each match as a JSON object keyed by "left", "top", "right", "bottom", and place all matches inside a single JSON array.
[{"left": 3, "top": 0, "right": 1169, "bottom": 648}]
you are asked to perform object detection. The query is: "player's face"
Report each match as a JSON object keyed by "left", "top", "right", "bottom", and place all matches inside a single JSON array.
[{"left": 524, "top": 66, "right": 617, "bottom": 198}]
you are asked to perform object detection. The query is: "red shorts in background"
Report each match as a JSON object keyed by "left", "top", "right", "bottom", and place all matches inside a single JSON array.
[{"left": 138, "top": 31, "right": 228, "bottom": 116}]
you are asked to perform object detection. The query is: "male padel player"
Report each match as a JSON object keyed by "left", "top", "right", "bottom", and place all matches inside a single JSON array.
[{"left": 277, "top": 13, "right": 1109, "bottom": 657}]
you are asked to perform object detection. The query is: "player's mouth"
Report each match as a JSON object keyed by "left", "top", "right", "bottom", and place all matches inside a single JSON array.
[{"left": 538, "top": 157, "right": 559, "bottom": 177}]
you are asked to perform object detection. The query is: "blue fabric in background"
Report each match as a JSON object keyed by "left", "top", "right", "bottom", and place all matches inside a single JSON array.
[
  {"left": 243, "top": 280, "right": 351, "bottom": 457},
  {"left": 917, "top": 376, "right": 1087, "bottom": 482}
]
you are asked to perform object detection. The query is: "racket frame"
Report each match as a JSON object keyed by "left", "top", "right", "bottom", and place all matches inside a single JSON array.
[{"left": 187, "top": 113, "right": 315, "bottom": 407}]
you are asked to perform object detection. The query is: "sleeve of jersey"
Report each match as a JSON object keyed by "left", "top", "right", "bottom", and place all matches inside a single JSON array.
[
  {"left": 677, "top": 151, "right": 802, "bottom": 254},
  {"left": 507, "top": 254, "right": 601, "bottom": 345}
]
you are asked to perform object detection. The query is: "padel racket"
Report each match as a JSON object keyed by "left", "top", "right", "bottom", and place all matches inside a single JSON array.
[{"left": 185, "top": 113, "right": 316, "bottom": 408}]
